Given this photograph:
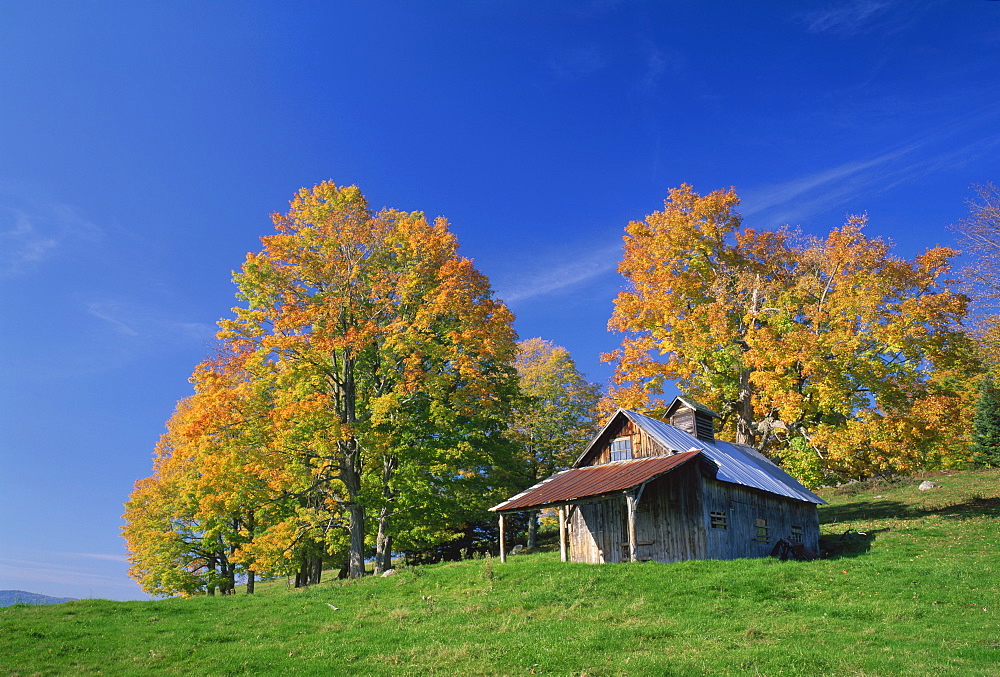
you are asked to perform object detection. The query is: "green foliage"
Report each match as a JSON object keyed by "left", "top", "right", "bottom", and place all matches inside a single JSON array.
[
  {"left": 770, "top": 435, "right": 829, "bottom": 489},
  {"left": 971, "top": 377, "right": 1000, "bottom": 467},
  {"left": 11, "top": 470, "right": 1000, "bottom": 675},
  {"left": 511, "top": 337, "right": 602, "bottom": 483}
]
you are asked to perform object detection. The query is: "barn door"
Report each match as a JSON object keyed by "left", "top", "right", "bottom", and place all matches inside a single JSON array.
[{"left": 706, "top": 499, "right": 732, "bottom": 559}]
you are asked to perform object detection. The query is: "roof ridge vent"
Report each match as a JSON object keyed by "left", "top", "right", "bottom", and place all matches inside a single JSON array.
[{"left": 665, "top": 396, "right": 718, "bottom": 443}]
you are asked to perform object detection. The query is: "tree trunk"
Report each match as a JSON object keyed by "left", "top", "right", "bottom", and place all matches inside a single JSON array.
[
  {"left": 310, "top": 555, "right": 323, "bottom": 585},
  {"left": 346, "top": 502, "right": 365, "bottom": 578},
  {"left": 246, "top": 570, "right": 255, "bottom": 594},
  {"left": 340, "top": 435, "right": 366, "bottom": 579},
  {"left": 374, "top": 521, "right": 392, "bottom": 575},
  {"left": 374, "top": 454, "right": 398, "bottom": 574},
  {"left": 526, "top": 510, "right": 539, "bottom": 550},
  {"left": 295, "top": 554, "right": 323, "bottom": 587},
  {"left": 206, "top": 555, "right": 216, "bottom": 596},
  {"left": 735, "top": 367, "right": 756, "bottom": 447},
  {"left": 335, "top": 349, "right": 366, "bottom": 579}
]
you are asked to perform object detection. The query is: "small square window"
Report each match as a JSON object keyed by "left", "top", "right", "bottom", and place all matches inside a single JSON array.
[
  {"left": 790, "top": 526, "right": 803, "bottom": 543},
  {"left": 609, "top": 437, "right": 632, "bottom": 462},
  {"left": 755, "top": 518, "right": 769, "bottom": 543},
  {"left": 710, "top": 510, "right": 727, "bottom": 529}
]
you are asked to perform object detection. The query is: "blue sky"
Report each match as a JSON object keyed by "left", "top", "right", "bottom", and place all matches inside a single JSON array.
[{"left": 1, "top": 1, "right": 998, "bottom": 601}]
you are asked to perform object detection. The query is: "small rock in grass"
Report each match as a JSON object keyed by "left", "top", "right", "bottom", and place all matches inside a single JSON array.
[
  {"left": 380, "top": 568, "right": 396, "bottom": 577},
  {"left": 918, "top": 480, "right": 941, "bottom": 491}
]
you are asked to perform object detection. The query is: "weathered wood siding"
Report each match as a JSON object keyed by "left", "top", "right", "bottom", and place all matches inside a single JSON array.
[
  {"left": 569, "top": 498, "right": 628, "bottom": 563},
  {"left": 700, "top": 477, "right": 820, "bottom": 558},
  {"left": 591, "top": 419, "right": 672, "bottom": 465},
  {"left": 632, "top": 461, "right": 706, "bottom": 562},
  {"left": 567, "top": 467, "right": 819, "bottom": 564},
  {"left": 569, "top": 462, "right": 708, "bottom": 564}
]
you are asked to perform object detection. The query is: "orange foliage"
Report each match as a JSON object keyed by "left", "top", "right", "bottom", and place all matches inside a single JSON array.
[{"left": 605, "top": 185, "right": 979, "bottom": 485}]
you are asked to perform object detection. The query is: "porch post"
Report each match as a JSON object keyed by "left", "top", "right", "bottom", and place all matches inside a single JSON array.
[
  {"left": 558, "top": 505, "right": 568, "bottom": 562},
  {"left": 625, "top": 492, "right": 637, "bottom": 562},
  {"left": 498, "top": 512, "right": 507, "bottom": 563}
]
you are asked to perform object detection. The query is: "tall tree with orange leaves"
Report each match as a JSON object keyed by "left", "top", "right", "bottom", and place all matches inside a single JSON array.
[
  {"left": 216, "top": 181, "right": 519, "bottom": 578},
  {"left": 605, "top": 184, "right": 978, "bottom": 485},
  {"left": 123, "top": 350, "right": 308, "bottom": 595}
]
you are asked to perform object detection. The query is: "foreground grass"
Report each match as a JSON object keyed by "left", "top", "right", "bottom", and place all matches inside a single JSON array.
[{"left": 2, "top": 470, "right": 999, "bottom": 676}]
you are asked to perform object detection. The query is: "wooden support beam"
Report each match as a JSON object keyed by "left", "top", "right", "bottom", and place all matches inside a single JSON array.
[
  {"left": 498, "top": 512, "right": 507, "bottom": 563},
  {"left": 558, "top": 505, "right": 568, "bottom": 562},
  {"left": 625, "top": 492, "right": 638, "bottom": 562}
]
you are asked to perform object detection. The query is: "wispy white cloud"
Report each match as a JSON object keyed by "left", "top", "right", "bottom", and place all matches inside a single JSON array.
[
  {"left": 84, "top": 297, "right": 215, "bottom": 345},
  {"left": 640, "top": 43, "right": 668, "bottom": 93},
  {"left": 799, "top": 0, "right": 895, "bottom": 36},
  {"left": 743, "top": 103, "right": 1000, "bottom": 227},
  {"left": 63, "top": 552, "right": 130, "bottom": 563},
  {"left": 0, "top": 202, "right": 101, "bottom": 277},
  {"left": 0, "top": 211, "right": 59, "bottom": 274},
  {"left": 743, "top": 143, "right": 918, "bottom": 218},
  {"left": 86, "top": 301, "right": 141, "bottom": 337},
  {"left": 495, "top": 243, "right": 621, "bottom": 304}
]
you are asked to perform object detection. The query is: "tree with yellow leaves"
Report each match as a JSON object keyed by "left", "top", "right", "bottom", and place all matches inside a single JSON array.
[
  {"left": 218, "top": 181, "right": 519, "bottom": 578},
  {"left": 510, "top": 338, "right": 601, "bottom": 547},
  {"left": 605, "top": 184, "right": 978, "bottom": 485},
  {"left": 125, "top": 182, "right": 520, "bottom": 592}
]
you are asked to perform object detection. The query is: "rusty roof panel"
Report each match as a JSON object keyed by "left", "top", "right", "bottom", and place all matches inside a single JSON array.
[{"left": 490, "top": 450, "right": 701, "bottom": 512}]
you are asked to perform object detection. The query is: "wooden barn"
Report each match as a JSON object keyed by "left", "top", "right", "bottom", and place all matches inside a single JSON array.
[{"left": 490, "top": 398, "right": 825, "bottom": 564}]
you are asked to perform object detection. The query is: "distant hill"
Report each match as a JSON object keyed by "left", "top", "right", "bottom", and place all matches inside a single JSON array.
[{"left": 0, "top": 590, "right": 77, "bottom": 607}]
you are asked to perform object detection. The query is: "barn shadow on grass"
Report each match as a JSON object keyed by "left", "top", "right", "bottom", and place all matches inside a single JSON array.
[{"left": 818, "top": 528, "right": 884, "bottom": 560}]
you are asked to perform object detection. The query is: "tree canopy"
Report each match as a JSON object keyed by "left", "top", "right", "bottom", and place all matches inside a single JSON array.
[
  {"left": 509, "top": 338, "right": 601, "bottom": 547},
  {"left": 124, "top": 182, "right": 520, "bottom": 594},
  {"left": 605, "top": 184, "right": 979, "bottom": 485}
]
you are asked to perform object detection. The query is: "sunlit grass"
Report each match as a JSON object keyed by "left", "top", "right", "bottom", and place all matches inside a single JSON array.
[{"left": 2, "top": 469, "right": 998, "bottom": 675}]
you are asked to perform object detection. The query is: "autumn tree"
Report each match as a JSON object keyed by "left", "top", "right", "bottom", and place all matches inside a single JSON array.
[
  {"left": 605, "top": 184, "right": 978, "bottom": 485},
  {"left": 123, "top": 350, "right": 306, "bottom": 596},
  {"left": 510, "top": 338, "right": 601, "bottom": 548},
  {"left": 217, "top": 181, "right": 519, "bottom": 578}
]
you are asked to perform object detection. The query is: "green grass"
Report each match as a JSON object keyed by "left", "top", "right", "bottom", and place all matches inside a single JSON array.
[{"left": 3, "top": 469, "right": 999, "bottom": 676}]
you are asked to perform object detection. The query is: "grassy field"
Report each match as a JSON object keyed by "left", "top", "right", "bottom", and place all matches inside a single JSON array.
[{"left": 2, "top": 469, "right": 999, "bottom": 676}]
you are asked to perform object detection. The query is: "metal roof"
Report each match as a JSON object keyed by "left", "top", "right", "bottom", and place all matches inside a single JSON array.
[
  {"left": 490, "top": 450, "right": 702, "bottom": 512},
  {"left": 620, "top": 410, "right": 826, "bottom": 505}
]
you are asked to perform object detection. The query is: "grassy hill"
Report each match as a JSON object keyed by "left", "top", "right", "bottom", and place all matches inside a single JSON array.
[{"left": 2, "top": 469, "right": 998, "bottom": 676}]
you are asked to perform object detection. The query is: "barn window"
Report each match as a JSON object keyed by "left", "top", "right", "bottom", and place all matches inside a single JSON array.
[
  {"left": 790, "top": 525, "right": 803, "bottom": 543},
  {"left": 755, "top": 518, "right": 769, "bottom": 543},
  {"left": 609, "top": 437, "right": 632, "bottom": 462},
  {"left": 709, "top": 510, "right": 727, "bottom": 529}
]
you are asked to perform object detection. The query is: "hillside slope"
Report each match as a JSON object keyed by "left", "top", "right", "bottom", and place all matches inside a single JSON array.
[{"left": 2, "top": 469, "right": 998, "bottom": 676}]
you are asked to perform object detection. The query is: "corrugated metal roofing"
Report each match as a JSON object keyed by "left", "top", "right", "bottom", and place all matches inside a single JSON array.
[
  {"left": 621, "top": 410, "right": 826, "bottom": 505},
  {"left": 490, "top": 450, "right": 701, "bottom": 512}
]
